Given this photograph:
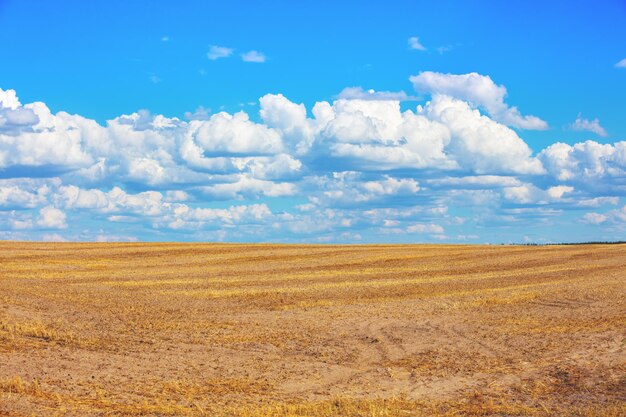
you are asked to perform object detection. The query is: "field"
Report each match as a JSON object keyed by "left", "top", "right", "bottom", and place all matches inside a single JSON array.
[{"left": 0, "top": 242, "right": 624, "bottom": 416}]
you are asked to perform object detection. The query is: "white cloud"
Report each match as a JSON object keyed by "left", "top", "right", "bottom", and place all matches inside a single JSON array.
[
  {"left": 0, "top": 90, "right": 94, "bottom": 170},
  {"left": 582, "top": 212, "right": 608, "bottom": 224},
  {"left": 361, "top": 176, "right": 420, "bottom": 196},
  {"left": 37, "top": 206, "right": 67, "bottom": 229},
  {"left": 55, "top": 185, "right": 110, "bottom": 210},
  {"left": 0, "top": 103, "right": 38, "bottom": 135},
  {"left": 191, "top": 111, "right": 283, "bottom": 155},
  {"left": 615, "top": 58, "right": 626, "bottom": 68},
  {"left": 546, "top": 185, "right": 575, "bottom": 199},
  {"left": 199, "top": 175, "right": 297, "bottom": 200},
  {"left": 259, "top": 94, "right": 315, "bottom": 155},
  {"left": 128, "top": 158, "right": 167, "bottom": 184},
  {"left": 570, "top": 114, "right": 608, "bottom": 137},
  {"left": 0, "top": 180, "right": 51, "bottom": 209},
  {"left": 421, "top": 95, "right": 544, "bottom": 174},
  {"left": 610, "top": 206, "right": 626, "bottom": 223},
  {"left": 539, "top": 140, "right": 626, "bottom": 182},
  {"left": 0, "top": 88, "right": 21, "bottom": 109},
  {"left": 436, "top": 45, "right": 454, "bottom": 54},
  {"left": 262, "top": 92, "right": 543, "bottom": 175},
  {"left": 580, "top": 205, "right": 626, "bottom": 228},
  {"left": 320, "top": 99, "right": 404, "bottom": 144},
  {"left": 311, "top": 97, "right": 454, "bottom": 171},
  {"left": 241, "top": 50, "right": 266, "bottom": 63},
  {"left": 577, "top": 197, "right": 619, "bottom": 207},
  {"left": 503, "top": 184, "right": 573, "bottom": 204},
  {"left": 408, "top": 36, "right": 426, "bottom": 51},
  {"left": 410, "top": 71, "right": 549, "bottom": 130},
  {"left": 428, "top": 175, "right": 522, "bottom": 188},
  {"left": 207, "top": 45, "right": 234, "bottom": 60},
  {"left": 1, "top": 78, "right": 625, "bottom": 243},
  {"left": 9, "top": 217, "right": 33, "bottom": 230},
  {"left": 303, "top": 173, "right": 420, "bottom": 209},
  {"left": 94, "top": 233, "right": 139, "bottom": 242},
  {"left": 0, "top": 87, "right": 584, "bottom": 190},
  {"left": 55, "top": 186, "right": 168, "bottom": 217},
  {"left": 406, "top": 223, "right": 444, "bottom": 234},
  {"left": 337, "top": 87, "right": 416, "bottom": 101},
  {"left": 165, "top": 190, "right": 189, "bottom": 202},
  {"left": 42, "top": 233, "right": 68, "bottom": 242},
  {"left": 167, "top": 203, "right": 273, "bottom": 230},
  {"left": 245, "top": 154, "right": 303, "bottom": 180},
  {"left": 184, "top": 106, "right": 211, "bottom": 121}
]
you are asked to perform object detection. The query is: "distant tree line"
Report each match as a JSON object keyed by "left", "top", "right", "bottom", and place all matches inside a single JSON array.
[{"left": 515, "top": 241, "right": 626, "bottom": 246}]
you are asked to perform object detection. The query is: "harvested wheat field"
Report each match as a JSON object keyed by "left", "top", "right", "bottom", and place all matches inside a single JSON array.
[{"left": 0, "top": 242, "right": 624, "bottom": 416}]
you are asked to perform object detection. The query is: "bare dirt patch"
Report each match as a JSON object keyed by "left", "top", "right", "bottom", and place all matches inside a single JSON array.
[{"left": 0, "top": 242, "right": 624, "bottom": 416}]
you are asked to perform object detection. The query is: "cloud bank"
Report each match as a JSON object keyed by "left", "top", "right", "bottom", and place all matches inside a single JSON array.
[
  {"left": 410, "top": 72, "right": 549, "bottom": 130},
  {"left": 1, "top": 72, "right": 624, "bottom": 243}
]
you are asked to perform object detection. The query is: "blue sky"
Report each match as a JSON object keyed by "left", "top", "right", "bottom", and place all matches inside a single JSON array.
[{"left": 0, "top": 0, "right": 625, "bottom": 243}]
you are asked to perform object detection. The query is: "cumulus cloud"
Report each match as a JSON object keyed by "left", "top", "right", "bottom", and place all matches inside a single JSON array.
[
  {"left": 259, "top": 94, "right": 315, "bottom": 155},
  {"left": 42, "top": 233, "right": 68, "bottom": 242},
  {"left": 336, "top": 87, "right": 417, "bottom": 102},
  {"left": 570, "top": 114, "right": 608, "bottom": 137},
  {"left": 408, "top": 36, "right": 426, "bottom": 51},
  {"left": 410, "top": 72, "right": 549, "bottom": 130},
  {"left": 406, "top": 223, "right": 444, "bottom": 234},
  {"left": 310, "top": 98, "right": 458, "bottom": 171},
  {"left": 191, "top": 111, "right": 283, "bottom": 155},
  {"left": 582, "top": 212, "right": 608, "bottom": 224},
  {"left": 0, "top": 77, "right": 623, "bottom": 243},
  {"left": 207, "top": 45, "right": 234, "bottom": 60},
  {"left": 436, "top": 45, "right": 454, "bottom": 54},
  {"left": 0, "top": 90, "right": 94, "bottom": 171},
  {"left": 305, "top": 173, "right": 420, "bottom": 207},
  {"left": 539, "top": 140, "right": 626, "bottom": 182},
  {"left": 166, "top": 203, "right": 272, "bottom": 230},
  {"left": 95, "top": 234, "right": 139, "bottom": 242},
  {"left": 241, "top": 50, "right": 266, "bottom": 63},
  {"left": 0, "top": 88, "right": 21, "bottom": 109},
  {"left": 184, "top": 106, "right": 211, "bottom": 121},
  {"left": 581, "top": 205, "right": 626, "bottom": 228},
  {"left": 421, "top": 95, "right": 544, "bottom": 174},
  {"left": 37, "top": 206, "right": 67, "bottom": 229},
  {"left": 503, "top": 184, "right": 574, "bottom": 204},
  {"left": 0, "top": 91, "right": 38, "bottom": 135},
  {"left": 427, "top": 175, "right": 522, "bottom": 189},
  {"left": 199, "top": 175, "right": 297, "bottom": 200},
  {"left": 0, "top": 179, "right": 52, "bottom": 209},
  {"left": 577, "top": 197, "right": 619, "bottom": 208},
  {"left": 615, "top": 58, "right": 626, "bottom": 68}
]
